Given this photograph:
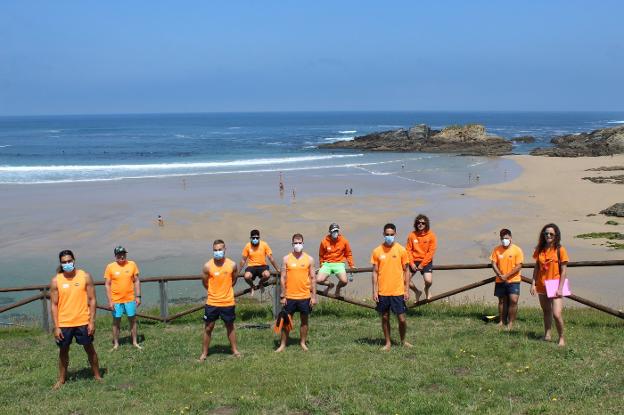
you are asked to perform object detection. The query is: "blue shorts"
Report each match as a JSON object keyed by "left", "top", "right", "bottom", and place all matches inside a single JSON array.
[
  {"left": 494, "top": 282, "right": 521, "bottom": 297},
  {"left": 203, "top": 305, "right": 236, "bottom": 324},
  {"left": 375, "top": 295, "right": 407, "bottom": 315},
  {"left": 112, "top": 301, "right": 137, "bottom": 318},
  {"left": 56, "top": 325, "right": 93, "bottom": 348},
  {"left": 411, "top": 261, "right": 433, "bottom": 275},
  {"left": 284, "top": 298, "right": 311, "bottom": 315}
]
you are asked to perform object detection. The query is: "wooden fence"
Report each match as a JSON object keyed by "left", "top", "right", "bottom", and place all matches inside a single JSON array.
[{"left": 1, "top": 259, "right": 623, "bottom": 331}]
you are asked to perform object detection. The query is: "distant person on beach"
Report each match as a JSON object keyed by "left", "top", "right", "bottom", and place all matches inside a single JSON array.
[
  {"left": 406, "top": 214, "right": 437, "bottom": 301},
  {"left": 491, "top": 229, "right": 524, "bottom": 330},
  {"left": 371, "top": 223, "right": 412, "bottom": 351},
  {"left": 531, "top": 223, "right": 568, "bottom": 346},
  {"left": 104, "top": 246, "right": 142, "bottom": 350},
  {"left": 199, "top": 239, "right": 241, "bottom": 360},
  {"left": 239, "top": 230, "right": 280, "bottom": 296},
  {"left": 349, "top": 188, "right": 353, "bottom": 195},
  {"left": 49, "top": 250, "right": 101, "bottom": 389},
  {"left": 279, "top": 172, "right": 284, "bottom": 195},
  {"left": 276, "top": 233, "right": 317, "bottom": 352},
  {"left": 316, "top": 223, "right": 355, "bottom": 297},
  {"left": 157, "top": 215, "right": 164, "bottom": 226}
]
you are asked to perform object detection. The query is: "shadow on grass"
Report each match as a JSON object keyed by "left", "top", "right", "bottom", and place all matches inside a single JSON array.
[
  {"left": 208, "top": 345, "right": 236, "bottom": 355},
  {"left": 67, "top": 367, "right": 107, "bottom": 381},
  {"left": 118, "top": 334, "right": 146, "bottom": 345},
  {"left": 355, "top": 337, "right": 386, "bottom": 346},
  {"left": 272, "top": 337, "right": 305, "bottom": 348}
]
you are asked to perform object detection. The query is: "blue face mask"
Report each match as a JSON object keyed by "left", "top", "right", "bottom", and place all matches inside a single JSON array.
[
  {"left": 213, "top": 250, "right": 225, "bottom": 260},
  {"left": 251, "top": 238, "right": 259, "bottom": 245},
  {"left": 384, "top": 235, "right": 395, "bottom": 245},
  {"left": 61, "top": 262, "right": 75, "bottom": 273},
  {"left": 331, "top": 231, "right": 339, "bottom": 239}
]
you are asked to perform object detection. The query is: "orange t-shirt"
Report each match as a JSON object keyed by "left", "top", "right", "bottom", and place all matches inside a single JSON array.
[
  {"left": 370, "top": 243, "right": 409, "bottom": 296},
  {"left": 318, "top": 235, "right": 355, "bottom": 267},
  {"left": 205, "top": 258, "right": 236, "bottom": 307},
  {"left": 533, "top": 246, "right": 569, "bottom": 294},
  {"left": 284, "top": 252, "right": 313, "bottom": 300},
  {"left": 406, "top": 230, "right": 437, "bottom": 267},
  {"left": 56, "top": 270, "right": 91, "bottom": 327},
  {"left": 242, "top": 241, "right": 272, "bottom": 267},
  {"left": 490, "top": 244, "right": 524, "bottom": 283},
  {"left": 104, "top": 260, "right": 139, "bottom": 303}
]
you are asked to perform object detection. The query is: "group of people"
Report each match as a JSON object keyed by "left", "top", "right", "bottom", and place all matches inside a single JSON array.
[{"left": 48, "top": 215, "right": 570, "bottom": 388}]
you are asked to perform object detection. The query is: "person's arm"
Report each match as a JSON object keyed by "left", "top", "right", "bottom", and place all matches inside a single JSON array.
[
  {"left": 530, "top": 260, "right": 538, "bottom": 296},
  {"left": 239, "top": 255, "right": 247, "bottom": 274},
  {"left": 280, "top": 256, "right": 288, "bottom": 305},
  {"left": 403, "top": 263, "right": 410, "bottom": 301},
  {"left": 201, "top": 263, "right": 210, "bottom": 290},
  {"left": 231, "top": 262, "right": 239, "bottom": 287},
  {"left": 344, "top": 240, "right": 355, "bottom": 269},
  {"left": 503, "top": 263, "right": 523, "bottom": 280},
  {"left": 372, "top": 263, "right": 379, "bottom": 302},
  {"left": 309, "top": 256, "right": 317, "bottom": 305},
  {"left": 104, "top": 276, "right": 113, "bottom": 309},
  {"left": 134, "top": 273, "right": 141, "bottom": 307},
  {"left": 50, "top": 277, "right": 63, "bottom": 341},
  {"left": 85, "top": 272, "right": 97, "bottom": 336},
  {"left": 491, "top": 260, "right": 503, "bottom": 280},
  {"left": 267, "top": 254, "right": 280, "bottom": 273},
  {"left": 406, "top": 235, "right": 415, "bottom": 269},
  {"left": 318, "top": 241, "right": 325, "bottom": 266},
  {"left": 557, "top": 263, "right": 568, "bottom": 297},
  {"left": 420, "top": 233, "right": 437, "bottom": 268}
]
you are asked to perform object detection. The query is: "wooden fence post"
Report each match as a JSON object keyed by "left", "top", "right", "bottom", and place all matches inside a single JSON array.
[
  {"left": 40, "top": 288, "right": 50, "bottom": 332},
  {"left": 159, "top": 280, "right": 169, "bottom": 322}
]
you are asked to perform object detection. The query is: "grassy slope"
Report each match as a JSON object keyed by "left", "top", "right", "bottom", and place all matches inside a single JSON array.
[{"left": 1, "top": 301, "right": 623, "bottom": 415}]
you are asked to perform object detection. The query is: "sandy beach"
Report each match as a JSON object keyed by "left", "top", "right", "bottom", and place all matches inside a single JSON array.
[{"left": 1, "top": 154, "right": 623, "bottom": 314}]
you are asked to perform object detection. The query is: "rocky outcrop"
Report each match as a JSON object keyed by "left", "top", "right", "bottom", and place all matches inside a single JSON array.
[
  {"left": 600, "top": 203, "right": 624, "bottom": 217},
  {"left": 530, "top": 125, "right": 624, "bottom": 157},
  {"left": 320, "top": 123, "right": 513, "bottom": 156},
  {"left": 511, "top": 136, "right": 536, "bottom": 143}
]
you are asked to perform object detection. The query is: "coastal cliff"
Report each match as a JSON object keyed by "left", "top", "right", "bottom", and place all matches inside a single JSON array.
[{"left": 530, "top": 125, "right": 624, "bottom": 157}]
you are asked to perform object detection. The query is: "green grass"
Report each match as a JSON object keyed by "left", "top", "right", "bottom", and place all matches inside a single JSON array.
[
  {"left": 605, "top": 220, "right": 619, "bottom": 226},
  {"left": 576, "top": 232, "right": 624, "bottom": 249},
  {"left": 1, "top": 301, "right": 623, "bottom": 414}
]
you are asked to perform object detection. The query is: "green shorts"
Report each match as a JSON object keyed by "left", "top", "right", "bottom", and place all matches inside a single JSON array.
[{"left": 319, "top": 262, "right": 346, "bottom": 275}]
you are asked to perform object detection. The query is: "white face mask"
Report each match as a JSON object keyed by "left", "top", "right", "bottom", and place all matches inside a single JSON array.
[
  {"left": 501, "top": 238, "right": 511, "bottom": 247},
  {"left": 293, "top": 242, "right": 303, "bottom": 253}
]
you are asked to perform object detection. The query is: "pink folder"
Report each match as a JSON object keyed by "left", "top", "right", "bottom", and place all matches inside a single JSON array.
[{"left": 545, "top": 278, "right": 571, "bottom": 298}]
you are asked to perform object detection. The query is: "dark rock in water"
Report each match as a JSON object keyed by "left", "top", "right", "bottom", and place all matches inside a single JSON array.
[
  {"left": 511, "top": 136, "right": 536, "bottom": 143},
  {"left": 320, "top": 123, "right": 512, "bottom": 156},
  {"left": 582, "top": 175, "right": 624, "bottom": 184},
  {"left": 530, "top": 125, "right": 624, "bottom": 157},
  {"left": 600, "top": 203, "right": 624, "bottom": 217}
]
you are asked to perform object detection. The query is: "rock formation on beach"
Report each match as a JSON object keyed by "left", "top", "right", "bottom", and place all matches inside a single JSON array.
[
  {"left": 530, "top": 125, "right": 624, "bottom": 157},
  {"left": 320, "top": 123, "right": 513, "bottom": 156},
  {"left": 600, "top": 203, "right": 624, "bottom": 217},
  {"left": 511, "top": 136, "right": 536, "bottom": 143}
]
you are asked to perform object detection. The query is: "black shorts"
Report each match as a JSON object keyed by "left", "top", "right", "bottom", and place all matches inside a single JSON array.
[
  {"left": 494, "top": 282, "right": 521, "bottom": 297},
  {"left": 245, "top": 265, "right": 270, "bottom": 279},
  {"left": 203, "top": 305, "right": 236, "bottom": 324},
  {"left": 56, "top": 325, "right": 93, "bottom": 348},
  {"left": 410, "top": 261, "right": 433, "bottom": 275},
  {"left": 376, "top": 295, "right": 407, "bottom": 315},
  {"left": 284, "top": 298, "right": 311, "bottom": 315}
]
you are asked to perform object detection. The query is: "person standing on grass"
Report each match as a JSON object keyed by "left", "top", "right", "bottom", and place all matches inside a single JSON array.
[
  {"left": 50, "top": 250, "right": 101, "bottom": 389},
  {"left": 316, "top": 223, "right": 355, "bottom": 297},
  {"left": 530, "top": 223, "right": 568, "bottom": 347},
  {"left": 491, "top": 229, "right": 524, "bottom": 330},
  {"left": 199, "top": 239, "right": 241, "bottom": 361},
  {"left": 276, "top": 233, "right": 317, "bottom": 353},
  {"left": 104, "top": 246, "right": 142, "bottom": 350},
  {"left": 371, "top": 223, "right": 412, "bottom": 351},
  {"left": 406, "top": 214, "right": 437, "bottom": 301},
  {"left": 239, "top": 230, "right": 280, "bottom": 296}
]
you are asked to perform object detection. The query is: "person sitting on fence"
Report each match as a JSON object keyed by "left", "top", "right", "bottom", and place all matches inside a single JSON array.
[
  {"left": 490, "top": 229, "right": 524, "bottom": 330},
  {"left": 104, "top": 245, "right": 142, "bottom": 350},
  {"left": 371, "top": 223, "right": 412, "bottom": 351},
  {"left": 239, "top": 229, "right": 280, "bottom": 296},
  {"left": 316, "top": 223, "right": 355, "bottom": 297},
  {"left": 49, "top": 249, "right": 101, "bottom": 389},
  {"left": 531, "top": 223, "right": 569, "bottom": 347},
  {"left": 276, "top": 233, "right": 317, "bottom": 353},
  {"left": 406, "top": 214, "right": 437, "bottom": 301},
  {"left": 199, "top": 239, "right": 241, "bottom": 361}
]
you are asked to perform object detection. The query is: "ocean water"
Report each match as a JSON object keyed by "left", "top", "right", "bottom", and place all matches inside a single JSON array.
[{"left": 0, "top": 111, "right": 623, "bottom": 185}]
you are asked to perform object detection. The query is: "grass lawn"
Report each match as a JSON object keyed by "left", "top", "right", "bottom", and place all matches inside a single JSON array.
[{"left": 1, "top": 300, "right": 623, "bottom": 414}]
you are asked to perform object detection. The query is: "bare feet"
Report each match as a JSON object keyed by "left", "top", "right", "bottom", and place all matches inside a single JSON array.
[
  {"left": 275, "top": 345, "right": 286, "bottom": 353},
  {"left": 402, "top": 341, "right": 413, "bottom": 348},
  {"left": 52, "top": 380, "right": 65, "bottom": 390},
  {"left": 250, "top": 287, "right": 255, "bottom": 296},
  {"left": 94, "top": 376, "right": 103, "bottom": 382},
  {"left": 381, "top": 344, "right": 391, "bottom": 352},
  {"left": 111, "top": 343, "right": 119, "bottom": 351},
  {"left": 232, "top": 351, "right": 242, "bottom": 358},
  {"left": 197, "top": 353, "right": 208, "bottom": 362},
  {"left": 414, "top": 289, "right": 422, "bottom": 304},
  {"left": 542, "top": 335, "right": 552, "bottom": 342},
  {"left": 300, "top": 342, "right": 309, "bottom": 352},
  {"left": 133, "top": 343, "right": 143, "bottom": 350},
  {"left": 558, "top": 338, "right": 566, "bottom": 347}
]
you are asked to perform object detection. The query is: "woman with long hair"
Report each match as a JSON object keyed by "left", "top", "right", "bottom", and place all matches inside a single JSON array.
[{"left": 406, "top": 214, "right": 437, "bottom": 301}]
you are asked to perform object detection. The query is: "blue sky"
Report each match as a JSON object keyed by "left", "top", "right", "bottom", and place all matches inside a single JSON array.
[{"left": 1, "top": 1, "right": 623, "bottom": 115}]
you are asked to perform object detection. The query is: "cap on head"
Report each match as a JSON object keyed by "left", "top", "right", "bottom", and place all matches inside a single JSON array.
[
  {"left": 250, "top": 229, "right": 260, "bottom": 238},
  {"left": 329, "top": 223, "right": 340, "bottom": 233},
  {"left": 114, "top": 246, "right": 127, "bottom": 256}
]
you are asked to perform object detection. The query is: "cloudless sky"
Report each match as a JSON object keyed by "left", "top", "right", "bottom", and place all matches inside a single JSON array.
[{"left": 1, "top": 0, "right": 623, "bottom": 115}]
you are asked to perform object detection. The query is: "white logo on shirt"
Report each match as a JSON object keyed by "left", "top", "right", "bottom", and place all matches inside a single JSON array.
[
  {"left": 291, "top": 263, "right": 297, "bottom": 267},
  {"left": 62, "top": 283, "right": 70, "bottom": 289},
  {"left": 380, "top": 255, "right": 386, "bottom": 260},
  {"left": 115, "top": 272, "right": 120, "bottom": 275},
  {"left": 413, "top": 239, "right": 418, "bottom": 243},
  {"left": 498, "top": 254, "right": 504, "bottom": 259},
  {"left": 327, "top": 247, "right": 331, "bottom": 251},
  {"left": 215, "top": 272, "right": 220, "bottom": 276}
]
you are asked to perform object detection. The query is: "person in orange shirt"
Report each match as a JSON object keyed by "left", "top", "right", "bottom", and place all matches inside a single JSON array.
[
  {"left": 316, "top": 223, "right": 355, "bottom": 297},
  {"left": 104, "top": 246, "right": 142, "bottom": 350},
  {"left": 199, "top": 239, "right": 241, "bottom": 360},
  {"left": 406, "top": 214, "right": 437, "bottom": 301},
  {"left": 239, "top": 229, "right": 280, "bottom": 296},
  {"left": 371, "top": 223, "right": 412, "bottom": 351},
  {"left": 49, "top": 250, "right": 101, "bottom": 389},
  {"left": 531, "top": 223, "right": 569, "bottom": 347},
  {"left": 491, "top": 229, "right": 524, "bottom": 330},
  {"left": 275, "top": 233, "right": 317, "bottom": 353}
]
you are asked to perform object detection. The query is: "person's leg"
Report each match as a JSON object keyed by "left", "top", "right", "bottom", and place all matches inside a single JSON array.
[
  {"left": 381, "top": 311, "right": 391, "bottom": 351},
  {"left": 128, "top": 317, "right": 142, "bottom": 349},
  {"left": 54, "top": 345, "right": 70, "bottom": 389},
  {"left": 334, "top": 272, "right": 348, "bottom": 297},
  {"left": 423, "top": 272, "right": 433, "bottom": 300},
  {"left": 497, "top": 295, "right": 505, "bottom": 327},
  {"left": 199, "top": 321, "right": 216, "bottom": 361},
  {"left": 537, "top": 294, "right": 553, "bottom": 341},
  {"left": 244, "top": 271, "right": 255, "bottom": 295},
  {"left": 275, "top": 315, "right": 291, "bottom": 353},
  {"left": 83, "top": 344, "right": 102, "bottom": 380},
  {"left": 225, "top": 321, "right": 241, "bottom": 356},
  {"left": 552, "top": 297, "right": 565, "bottom": 346},
  {"left": 507, "top": 294, "right": 519, "bottom": 330},
  {"left": 112, "top": 317, "right": 121, "bottom": 350},
  {"left": 299, "top": 313, "right": 309, "bottom": 351},
  {"left": 316, "top": 271, "right": 333, "bottom": 294},
  {"left": 397, "top": 313, "right": 411, "bottom": 347},
  {"left": 260, "top": 269, "right": 271, "bottom": 293}
]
